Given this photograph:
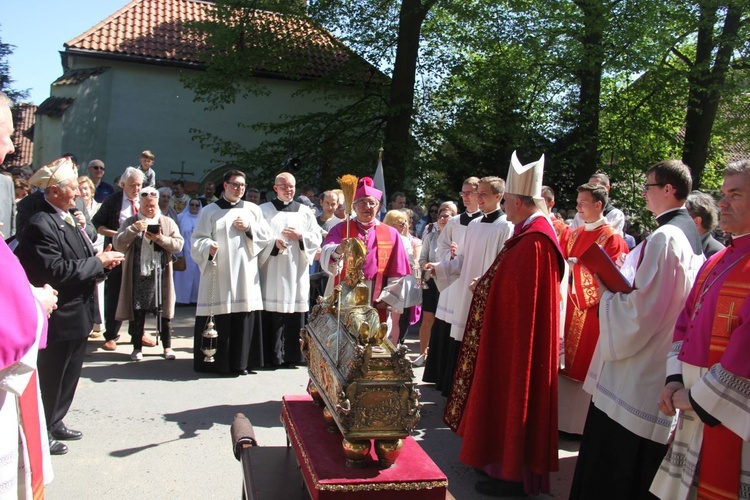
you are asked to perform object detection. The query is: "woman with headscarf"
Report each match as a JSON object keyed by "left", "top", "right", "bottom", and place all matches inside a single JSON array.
[{"left": 174, "top": 198, "right": 202, "bottom": 305}]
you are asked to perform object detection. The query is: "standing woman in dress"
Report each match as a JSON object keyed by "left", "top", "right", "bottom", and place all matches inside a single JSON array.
[{"left": 414, "top": 201, "right": 457, "bottom": 366}]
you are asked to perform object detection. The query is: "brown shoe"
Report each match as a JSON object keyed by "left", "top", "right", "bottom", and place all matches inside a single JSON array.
[
  {"left": 102, "top": 340, "right": 117, "bottom": 351},
  {"left": 141, "top": 336, "right": 156, "bottom": 347}
]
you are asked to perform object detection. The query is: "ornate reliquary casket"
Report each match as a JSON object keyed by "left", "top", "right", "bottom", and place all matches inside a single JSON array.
[{"left": 300, "top": 238, "right": 421, "bottom": 468}]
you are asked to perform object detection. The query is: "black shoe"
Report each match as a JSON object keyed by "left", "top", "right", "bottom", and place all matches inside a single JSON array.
[
  {"left": 49, "top": 439, "right": 68, "bottom": 455},
  {"left": 50, "top": 425, "right": 83, "bottom": 441},
  {"left": 474, "top": 479, "right": 527, "bottom": 497}
]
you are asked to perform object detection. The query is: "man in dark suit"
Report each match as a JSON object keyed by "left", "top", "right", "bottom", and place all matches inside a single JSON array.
[
  {"left": 16, "top": 188, "right": 97, "bottom": 241},
  {"left": 16, "top": 157, "right": 124, "bottom": 455},
  {"left": 91, "top": 167, "right": 154, "bottom": 350}
]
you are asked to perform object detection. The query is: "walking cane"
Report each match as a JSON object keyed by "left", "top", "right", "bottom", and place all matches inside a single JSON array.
[{"left": 152, "top": 246, "right": 164, "bottom": 345}]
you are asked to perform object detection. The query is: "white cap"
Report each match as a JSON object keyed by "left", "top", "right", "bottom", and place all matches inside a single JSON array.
[{"left": 29, "top": 157, "right": 78, "bottom": 189}]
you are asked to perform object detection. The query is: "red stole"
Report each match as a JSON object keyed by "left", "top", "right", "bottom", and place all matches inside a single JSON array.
[
  {"left": 18, "top": 371, "right": 45, "bottom": 499},
  {"left": 695, "top": 253, "right": 750, "bottom": 499}
]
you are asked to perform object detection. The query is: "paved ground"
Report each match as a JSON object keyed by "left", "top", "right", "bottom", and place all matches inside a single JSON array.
[{"left": 45, "top": 306, "right": 578, "bottom": 499}]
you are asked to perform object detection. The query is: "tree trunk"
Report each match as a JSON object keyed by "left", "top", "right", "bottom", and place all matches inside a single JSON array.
[
  {"left": 682, "top": 1, "right": 742, "bottom": 189},
  {"left": 572, "top": 0, "right": 607, "bottom": 187},
  {"left": 382, "top": 0, "right": 435, "bottom": 195}
]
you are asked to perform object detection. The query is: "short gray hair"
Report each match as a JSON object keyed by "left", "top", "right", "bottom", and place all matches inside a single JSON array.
[
  {"left": 724, "top": 160, "right": 750, "bottom": 178},
  {"left": 158, "top": 186, "right": 173, "bottom": 197},
  {"left": 686, "top": 190, "right": 719, "bottom": 232},
  {"left": 120, "top": 166, "right": 145, "bottom": 187}
]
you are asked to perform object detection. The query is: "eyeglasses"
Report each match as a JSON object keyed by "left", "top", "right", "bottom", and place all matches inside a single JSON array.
[
  {"left": 459, "top": 190, "right": 476, "bottom": 197},
  {"left": 227, "top": 181, "right": 246, "bottom": 189},
  {"left": 642, "top": 183, "right": 665, "bottom": 191},
  {"left": 90, "top": 166, "right": 105, "bottom": 171},
  {"left": 355, "top": 200, "right": 378, "bottom": 208},
  {"left": 140, "top": 191, "right": 158, "bottom": 198},
  {"left": 189, "top": 203, "right": 201, "bottom": 207},
  {"left": 438, "top": 214, "right": 452, "bottom": 219}
]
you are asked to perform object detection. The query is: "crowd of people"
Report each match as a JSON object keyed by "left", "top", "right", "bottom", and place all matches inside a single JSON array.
[{"left": 1, "top": 88, "right": 748, "bottom": 500}]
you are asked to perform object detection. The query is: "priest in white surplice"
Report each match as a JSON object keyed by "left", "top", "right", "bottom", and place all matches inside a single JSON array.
[
  {"left": 259, "top": 172, "right": 321, "bottom": 367},
  {"left": 422, "top": 177, "right": 482, "bottom": 390},
  {"left": 426, "top": 176, "right": 513, "bottom": 396},
  {"left": 651, "top": 160, "right": 750, "bottom": 499},
  {"left": 570, "top": 160, "right": 705, "bottom": 499},
  {"left": 191, "top": 170, "right": 273, "bottom": 375}
]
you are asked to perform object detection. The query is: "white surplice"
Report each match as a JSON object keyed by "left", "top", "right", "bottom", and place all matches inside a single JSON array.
[
  {"left": 191, "top": 199, "right": 272, "bottom": 316},
  {"left": 585, "top": 223, "right": 705, "bottom": 442},
  {"left": 433, "top": 212, "right": 514, "bottom": 341},
  {"left": 433, "top": 212, "right": 477, "bottom": 324},
  {"left": 258, "top": 201, "right": 321, "bottom": 313}
]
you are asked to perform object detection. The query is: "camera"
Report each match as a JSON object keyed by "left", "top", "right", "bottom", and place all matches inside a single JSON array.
[{"left": 147, "top": 224, "right": 160, "bottom": 234}]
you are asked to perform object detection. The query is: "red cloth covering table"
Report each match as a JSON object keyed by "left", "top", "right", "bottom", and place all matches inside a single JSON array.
[{"left": 281, "top": 395, "right": 448, "bottom": 499}]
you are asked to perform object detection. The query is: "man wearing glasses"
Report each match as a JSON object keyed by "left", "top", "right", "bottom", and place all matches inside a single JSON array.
[
  {"left": 87, "top": 159, "right": 114, "bottom": 203},
  {"left": 92, "top": 167, "right": 153, "bottom": 351},
  {"left": 191, "top": 170, "right": 273, "bottom": 375},
  {"left": 425, "top": 177, "right": 513, "bottom": 398},
  {"left": 571, "top": 160, "right": 705, "bottom": 498},
  {"left": 258, "top": 172, "right": 321, "bottom": 368},
  {"left": 320, "top": 177, "right": 411, "bottom": 321},
  {"left": 422, "top": 176, "right": 482, "bottom": 390}
]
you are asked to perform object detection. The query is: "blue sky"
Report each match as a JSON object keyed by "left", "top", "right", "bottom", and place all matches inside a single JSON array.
[{"left": 3, "top": 0, "right": 128, "bottom": 105}]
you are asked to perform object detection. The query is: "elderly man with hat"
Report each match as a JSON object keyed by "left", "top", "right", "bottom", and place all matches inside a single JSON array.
[
  {"left": 16, "top": 157, "right": 125, "bottom": 456},
  {"left": 320, "top": 177, "right": 412, "bottom": 322},
  {"left": 443, "top": 152, "right": 565, "bottom": 497}
]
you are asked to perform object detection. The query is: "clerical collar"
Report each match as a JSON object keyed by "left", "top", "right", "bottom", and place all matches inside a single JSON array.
[
  {"left": 355, "top": 218, "right": 378, "bottom": 230},
  {"left": 481, "top": 208, "right": 502, "bottom": 223},
  {"left": 655, "top": 206, "right": 686, "bottom": 224},
  {"left": 271, "top": 198, "right": 300, "bottom": 212},
  {"left": 583, "top": 217, "right": 607, "bottom": 231},
  {"left": 466, "top": 209, "right": 482, "bottom": 218},
  {"left": 217, "top": 195, "right": 243, "bottom": 209},
  {"left": 728, "top": 233, "right": 750, "bottom": 247}
]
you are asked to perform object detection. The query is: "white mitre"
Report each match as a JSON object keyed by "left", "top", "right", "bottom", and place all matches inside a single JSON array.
[{"left": 506, "top": 151, "right": 548, "bottom": 215}]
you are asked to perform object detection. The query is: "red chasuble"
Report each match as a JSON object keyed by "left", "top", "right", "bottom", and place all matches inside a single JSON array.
[
  {"left": 444, "top": 215, "right": 564, "bottom": 490},
  {"left": 560, "top": 223, "right": 628, "bottom": 381}
]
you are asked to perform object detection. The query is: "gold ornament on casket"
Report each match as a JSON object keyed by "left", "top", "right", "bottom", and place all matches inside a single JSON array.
[{"left": 300, "top": 237, "right": 421, "bottom": 468}]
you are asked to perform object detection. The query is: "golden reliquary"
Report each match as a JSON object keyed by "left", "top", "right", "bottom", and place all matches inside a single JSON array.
[{"left": 300, "top": 238, "right": 421, "bottom": 468}]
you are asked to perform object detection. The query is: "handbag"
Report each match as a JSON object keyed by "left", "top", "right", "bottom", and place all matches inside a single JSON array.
[
  {"left": 173, "top": 255, "right": 186, "bottom": 272},
  {"left": 403, "top": 272, "right": 423, "bottom": 308}
]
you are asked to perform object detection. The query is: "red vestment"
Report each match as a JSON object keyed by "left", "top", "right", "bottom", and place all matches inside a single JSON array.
[
  {"left": 552, "top": 217, "right": 570, "bottom": 244},
  {"left": 561, "top": 222, "right": 628, "bottom": 381},
  {"left": 444, "top": 215, "right": 564, "bottom": 493}
]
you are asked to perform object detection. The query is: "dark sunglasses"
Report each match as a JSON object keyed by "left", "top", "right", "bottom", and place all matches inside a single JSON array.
[
  {"left": 140, "top": 191, "right": 158, "bottom": 198},
  {"left": 90, "top": 166, "right": 105, "bottom": 171}
]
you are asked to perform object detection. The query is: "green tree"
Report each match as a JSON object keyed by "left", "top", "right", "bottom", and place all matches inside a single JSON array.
[
  {"left": 0, "top": 28, "right": 28, "bottom": 102},
  {"left": 679, "top": 0, "right": 749, "bottom": 188}
]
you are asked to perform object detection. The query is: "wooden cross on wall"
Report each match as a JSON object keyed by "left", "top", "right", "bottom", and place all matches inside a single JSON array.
[{"left": 170, "top": 161, "right": 194, "bottom": 181}]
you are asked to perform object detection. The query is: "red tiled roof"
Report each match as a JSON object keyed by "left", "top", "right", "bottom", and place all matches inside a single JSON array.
[
  {"left": 6, "top": 104, "right": 36, "bottom": 167},
  {"left": 64, "top": 0, "right": 376, "bottom": 81}
]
